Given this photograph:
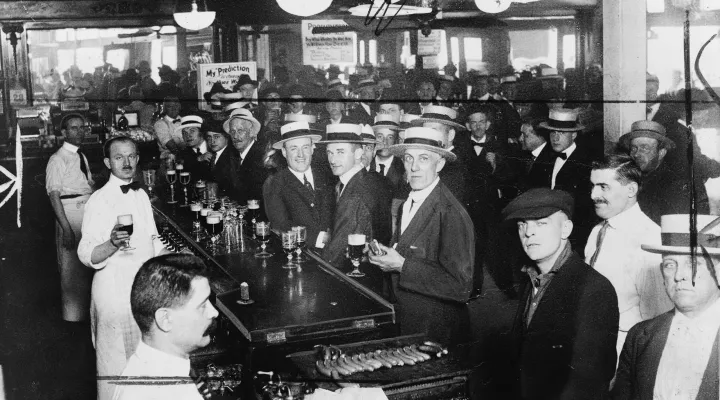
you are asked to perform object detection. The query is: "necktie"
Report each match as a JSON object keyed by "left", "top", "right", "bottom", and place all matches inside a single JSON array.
[
  {"left": 526, "top": 155, "right": 536, "bottom": 174},
  {"left": 195, "top": 147, "right": 201, "bottom": 155},
  {"left": 303, "top": 174, "right": 314, "bottom": 192},
  {"left": 589, "top": 220, "right": 610, "bottom": 267},
  {"left": 408, "top": 199, "right": 416, "bottom": 212},
  {"left": 189, "top": 368, "right": 213, "bottom": 399},
  {"left": 555, "top": 152, "right": 567, "bottom": 160},
  {"left": 210, "top": 153, "right": 217, "bottom": 165},
  {"left": 77, "top": 149, "right": 89, "bottom": 180},
  {"left": 335, "top": 182, "right": 344, "bottom": 201},
  {"left": 378, "top": 163, "right": 386, "bottom": 176},
  {"left": 120, "top": 181, "right": 142, "bottom": 194},
  {"left": 473, "top": 142, "right": 484, "bottom": 148}
]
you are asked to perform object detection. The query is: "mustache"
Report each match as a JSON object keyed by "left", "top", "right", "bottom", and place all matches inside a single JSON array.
[
  {"left": 593, "top": 198, "right": 607, "bottom": 205},
  {"left": 203, "top": 318, "right": 218, "bottom": 336}
]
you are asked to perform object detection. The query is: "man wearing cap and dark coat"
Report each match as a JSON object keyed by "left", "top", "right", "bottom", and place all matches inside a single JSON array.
[
  {"left": 620, "top": 120, "right": 710, "bottom": 225},
  {"left": 263, "top": 121, "right": 335, "bottom": 249},
  {"left": 503, "top": 188, "right": 619, "bottom": 400},
  {"left": 369, "top": 126, "right": 474, "bottom": 343},
  {"left": 321, "top": 124, "right": 380, "bottom": 267},
  {"left": 225, "top": 108, "right": 268, "bottom": 203},
  {"left": 613, "top": 214, "right": 720, "bottom": 400}
]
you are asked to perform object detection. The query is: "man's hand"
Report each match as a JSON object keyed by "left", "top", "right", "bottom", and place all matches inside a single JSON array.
[
  {"left": 368, "top": 243, "right": 405, "bottom": 273},
  {"left": 198, "top": 152, "right": 214, "bottom": 163},
  {"left": 110, "top": 224, "right": 129, "bottom": 248},
  {"left": 485, "top": 152, "right": 497, "bottom": 172},
  {"left": 62, "top": 227, "right": 76, "bottom": 249}
]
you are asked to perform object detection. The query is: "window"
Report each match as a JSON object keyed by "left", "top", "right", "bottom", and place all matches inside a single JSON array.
[
  {"left": 463, "top": 37, "right": 483, "bottom": 71},
  {"left": 369, "top": 39, "right": 377, "bottom": 65},
  {"left": 562, "top": 34, "right": 576, "bottom": 69}
]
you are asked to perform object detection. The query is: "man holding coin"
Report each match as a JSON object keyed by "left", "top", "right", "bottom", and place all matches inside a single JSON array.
[
  {"left": 369, "top": 127, "right": 475, "bottom": 343},
  {"left": 78, "top": 137, "right": 171, "bottom": 400}
]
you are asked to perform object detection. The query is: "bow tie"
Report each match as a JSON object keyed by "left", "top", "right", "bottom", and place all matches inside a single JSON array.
[
  {"left": 473, "top": 142, "right": 485, "bottom": 148},
  {"left": 120, "top": 181, "right": 142, "bottom": 194},
  {"left": 173, "top": 118, "right": 181, "bottom": 124},
  {"left": 555, "top": 152, "right": 567, "bottom": 160}
]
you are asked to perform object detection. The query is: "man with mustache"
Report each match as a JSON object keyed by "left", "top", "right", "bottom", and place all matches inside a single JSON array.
[
  {"left": 586, "top": 154, "right": 672, "bottom": 363},
  {"left": 502, "top": 188, "right": 618, "bottom": 400},
  {"left": 613, "top": 214, "right": 720, "bottom": 399},
  {"left": 113, "top": 254, "right": 218, "bottom": 400},
  {"left": 78, "top": 137, "right": 171, "bottom": 400}
]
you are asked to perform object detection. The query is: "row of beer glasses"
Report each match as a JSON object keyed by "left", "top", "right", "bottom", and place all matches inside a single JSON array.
[{"left": 278, "top": 226, "right": 308, "bottom": 268}]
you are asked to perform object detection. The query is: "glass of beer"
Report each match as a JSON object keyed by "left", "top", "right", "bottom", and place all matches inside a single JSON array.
[
  {"left": 346, "top": 234, "right": 366, "bottom": 278},
  {"left": 166, "top": 169, "right": 177, "bottom": 204},
  {"left": 281, "top": 231, "right": 298, "bottom": 269},
  {"left": 195, "top": 179, "right": 207, "bottom": 202},
  {"left": 179, "top": 171, "right": 191, "bottom": 206},
  {"left": 190, "top": 202, "right": 203, "bottom": 235},
  {"left": 206, "top": 213, "right": 223, "bottom": 251},
  {"left": 292, "top": 226, "right": 307, "bottom": 262},
  {"left": 255, "top": 221, "right": 272, "bottom": 259},
  {"left": 117, "top": 214, "right": 135, "bottom": 251},
  {"left": 247, "top": 200, "right": 260, "bottom": 238}
]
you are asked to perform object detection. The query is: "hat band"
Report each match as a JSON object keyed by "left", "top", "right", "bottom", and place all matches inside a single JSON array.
[
  {"left": 661, "top": 233, "right": 720, "bottom": 248},
  {"left": 281, "top": 129, "right": 313, "bottom": 141},
  {"left": 422, "top": 113, "right": 456, "bottom": 123},
  {"left": 403, "top": 137, "right": 444, "bottom": 148},
  {"left": 546, "top": 118, "right": 579, "bottom": 129},
  {"left": 326, "top": 132, "right": 362, "bottom": 141},
  {"left": 374, "top": 120, "right": 399, "bottom": 127},
  {"left": 180, "top": 121, "right": 201, "bottom": 128}
]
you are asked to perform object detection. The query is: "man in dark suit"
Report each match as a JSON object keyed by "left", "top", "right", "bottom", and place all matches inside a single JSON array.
[
  {"left": 537, "top": 109, "right": 596, "bottom": 249},
  {"left": 205, "top": 120, "right": 242, "bottom": 200},
  {"left": 224, "top": 108, "right": 269, "bottom": 203},
  {"left": 359, "top": 124, "right": 393, "bottom": 245},
  {"left": 263, "top": 121, "right": 334, "bottom": 249},
  {"left": 320, "top": 124, "right": 378, "bottom": 267},
  {"left": 613, "top": 214, "right": 720, "bottom": 400},
  {"left": 178, "top": 115, "right": 212, "bottom": 183},
  {"left": 347, "top": 78, "right": 376, "bottom": 126},
  {"left": 369, "top": 126, "right": 474, "bottom": 343},
  {"left": 502, "top": 188, "right": 619, "bottom": 400}
]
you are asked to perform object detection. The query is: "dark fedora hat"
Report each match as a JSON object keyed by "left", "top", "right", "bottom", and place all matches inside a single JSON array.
[{"left": 233, "top": 74, "right": 257, "bottom": 90}]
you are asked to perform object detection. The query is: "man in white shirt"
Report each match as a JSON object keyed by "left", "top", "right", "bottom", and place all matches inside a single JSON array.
[
  {"left": 46, "top": 114, "right": 94, "bottom": 322},
  {"left": 613, "top": 214, "right": 720, "bottom": 399},
  {"left": 585, "top": 154, "right": 672, "bottom": 360},
  {"left": 78, "top": 137, "right": 170, "bottom": 400},
  {"left": 369, "top": 126, "right": 474, "bottom": 343},
  {"left": 112, "top": 254, "right": 219, "bottom": 400},
  {"left": 153, "top": 96, "right": 183, "bottom": 162}
]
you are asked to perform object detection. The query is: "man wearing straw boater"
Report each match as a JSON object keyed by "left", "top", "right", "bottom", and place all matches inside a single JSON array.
[
  {"left": 369, "top": 126, "right": 474, "bottom": 343},
  {"left": 613, "top": 214, "right": 720, "bottom": 399}
]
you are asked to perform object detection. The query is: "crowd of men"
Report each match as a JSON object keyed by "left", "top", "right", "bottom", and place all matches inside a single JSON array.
[{"left": 45, "top": 65, "right": 720, "bottom": 399}]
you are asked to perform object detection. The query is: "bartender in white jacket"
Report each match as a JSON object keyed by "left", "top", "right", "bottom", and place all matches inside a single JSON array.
[{"left": 78, "top": 136, "right": 170, "bottom": 400}]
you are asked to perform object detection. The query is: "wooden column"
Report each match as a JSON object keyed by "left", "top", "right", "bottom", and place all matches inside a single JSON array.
[{"left": 603, "top": 0, "right": 646, "bottom": 143}]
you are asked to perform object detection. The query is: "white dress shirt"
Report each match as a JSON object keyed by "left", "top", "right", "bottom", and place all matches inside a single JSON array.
[
  {"left": 360, "top": 102, "right": 371, "bottom": 116},
  {"left": 46, "top": 141, "right": 94, "bottom": 196},
  {"left": 239, "top": 140, "right": 255, "bottom": 164},
  {"left": 400, "top": 177, "right": 440, "bottom": 234},
  {"left": 153, "top": 115, "right": 182, "bottom": 160},
  {"left": 654, "top": 299, "right": 720, "bottom": 400},
  {"left": 289, "top": 166, "right": 314, "bottom": 189},
  {"left": 112, "top": 341, "right": 202, "bottom": 400},
  {"left": 338, "top": 165, "right": 363, "bottom": 197},
  {"left": 551, "top": 142, "right": 576, "bottom": 189},
  {"left": 78, "top": 174, "right": 166, "bottom": 400},
  {"left": 375, "top": 156, "right": 394, "bottom": 176},
  {"left": 213, "top": 145, "right": 227, "bottom": 166},
  {"left": 193, "top": 141, "right": 208, "bottom": 155},
  {"left": 584, "top": 203, "right": 672, "bottom": 356},
  {"left": 470, "top": 135, "right": 487, "bottom": 156},
  {"left": 531, "top": 142, "right": 546, "bottom": 159}
]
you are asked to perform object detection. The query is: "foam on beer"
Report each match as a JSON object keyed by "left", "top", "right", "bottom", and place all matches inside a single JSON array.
[
  {"left": 200, "top": 208, "right": 211, "bottom": 216},
  {"left": 206, "top": 215, "right": 220, "bottom": 224},
  {"left": 190, "top": 203, "right": 202, "bottom": 211},
  {"left": 166, "top": 170, "right": 176, "bottom": 175},
  {"left": 248, "top": 199, "right": 260, "bottom": 209},
  {"left": 176, "top": 164, "right": 184, "bottom": 170},
  {"left": 118, "top": 214, "right": 133, "bottom": 225},
  {"left": 348, "top": 234, "right": 366, "bottom": 246},
  {"left": 180, "top": 172, "right": 190, "bottom": 177}
]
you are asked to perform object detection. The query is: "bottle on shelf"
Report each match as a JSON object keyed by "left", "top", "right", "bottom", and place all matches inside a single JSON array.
[{"left": 117, "top": 107, "right": 129, "bottom": 131}]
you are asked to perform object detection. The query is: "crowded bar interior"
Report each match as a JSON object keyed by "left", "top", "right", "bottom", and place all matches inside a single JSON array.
[{"left": 2, "top": 0, "right": 720, "bottom": 399}]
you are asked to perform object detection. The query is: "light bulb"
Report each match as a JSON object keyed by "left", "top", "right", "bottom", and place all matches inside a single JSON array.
[
  {"left": 276, "top": 0, "right": 332, "bottom": 17},
  {"left": 475, "top": 0, "right": 512, "bottom": 13}
]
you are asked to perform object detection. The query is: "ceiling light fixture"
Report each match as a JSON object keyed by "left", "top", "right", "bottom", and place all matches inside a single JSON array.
[
  {"left": 348, "top": 0, "right": 433, "bottom": 17},
  {"left": 174, "top": 0, "right": 216, "bottom": 31},
  {"left": 475, "top": 0, "right": 512, "bottom": 13},
  {"left": 276, "top": 0, "right": 333, "bottom": 17}
]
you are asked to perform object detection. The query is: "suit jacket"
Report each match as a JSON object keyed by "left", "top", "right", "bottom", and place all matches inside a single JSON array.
[
  {"left": 236, "top": 141, "right": 269, "bottom": 204},
  {"left": 178, "top": 145, "right": 213, "bottom": 183},
  {"left": 612, "top": 310, "right": 719, "bottom": 400},
  {"left": 390, "top": 181, "right": 475, "bottom": 343},
  {"left": 263, "top": 167, "right": 335, "bottom": 249},
  {"left": 322, "top": 169, "right": 376, "bottom": 266},
  {"left": 363, "top": 169, "right": 393, "bottom": 245},
  {"left": 347, "top": 103, "right": 375, "bottom": 126},
  {"left": 462, "top": 133, "right": 514, "bottom": 214},
  {"left": 438, "top": 146, "right": 469, "bottom": 206},
  {"left": 211, "top": 146, "right": 243, "bottom": 200},
  {"left": 369, "top": 156, "right": 406, "bottom": 199},
  {"left": 513, "top": 252, "right": 619, "bottom": 400},
  {"left": 638, "top": 159, "right": 710, "bottom": 225}
]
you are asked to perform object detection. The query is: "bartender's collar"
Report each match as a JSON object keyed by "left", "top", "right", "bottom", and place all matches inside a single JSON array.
[
  {"left": 108, "top": 172, "right": 133, "bottom": 185},
  {"left": 339, "top": 164, "right": 363, "bottom": 185},
  {"left": 62, "top": 141, "right": 80, "bottom": 153},
  {"left": 195, "top": 141, "right": 208, "bottom": 154}
]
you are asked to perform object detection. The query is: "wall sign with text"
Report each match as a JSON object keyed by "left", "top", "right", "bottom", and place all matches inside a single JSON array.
[
  {"left": 301, "top": 20, "right": 357, "bottom": 65},
  {"left": 196, "top": 62, "right": 257, "bottom": 112}
]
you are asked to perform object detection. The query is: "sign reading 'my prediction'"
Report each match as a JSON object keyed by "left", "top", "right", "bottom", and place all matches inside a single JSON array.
[
  {"left": 196, "top": 62, "right": 257, "bottom": 111},
  {"left": 302, "top": 20, "right": 357, "bottom": 65}
]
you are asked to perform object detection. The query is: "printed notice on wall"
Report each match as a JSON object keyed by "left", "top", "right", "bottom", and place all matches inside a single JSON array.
[
  {"left": 417, "top": 30, "right": 442, "bottom": 56},
  {"left": 301, "top": 20, "right": 357, "bottom": 65},
  {"left": 196, "top": 62, "right": 257, "bottom": 112}
]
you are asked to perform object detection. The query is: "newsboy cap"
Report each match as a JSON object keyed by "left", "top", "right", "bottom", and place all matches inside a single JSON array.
[{"left": 502, "top": 188, "right": 574, "bottom": 221}]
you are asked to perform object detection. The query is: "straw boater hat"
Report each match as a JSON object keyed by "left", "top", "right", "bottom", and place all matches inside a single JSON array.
[
  {"left": 352, "top": 78, "right": 376, "bottom": 93},
  {"left": 416, "top": 105, "right": 465, "bottom": 131},
  {"left": 284, "top": 113, "right": 323, "bottom": 133},
  {"left": 618, "top": 120, "right": 676, "bottom": 151},
  {"left": 223, "top": 108, "right": 260, "bottom": 136},
  {"left": 175, "top": 115, "right": 204, "bottom": 133},
  {"left": 327, "top": 78, "right": 344, "bottom": 91},
  {"left": 360, "top": 124, "right": 382, "bottom": 144},
  {"left": 318, "top": 123, "right": 364, "bottom": 144},
  {"left": 539, "top": 109, "right": 585, "bottom": 132},
  {"left": 373, "top": 114, "right": 401, "bottom": 131},
  {"left": 642, "top": 214, "right": 720, "bottom": 256},
  {"left": 272, "top": 121, "right": 322, "bottom": 150},
  {"left": 388, "top": 127, "right": 457, "bottom": 162},
  {"left": 500, "top": 75, "right": 518, "bottom": 84}
]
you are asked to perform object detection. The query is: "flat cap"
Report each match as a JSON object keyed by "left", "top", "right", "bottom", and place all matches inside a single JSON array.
[{"left": 502, "top": 188, "right": 574, "bottom": 221}]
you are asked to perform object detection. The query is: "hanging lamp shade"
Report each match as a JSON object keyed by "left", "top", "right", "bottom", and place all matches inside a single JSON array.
[
  {"left": 276, "top": 0, "right": 332, "bottom": 16},
  {"left": 475, "top": 0, "right": 512, "bottom": 13},
  {"left": 174, "top": 0, "right": 216, "bottom": 31}
]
